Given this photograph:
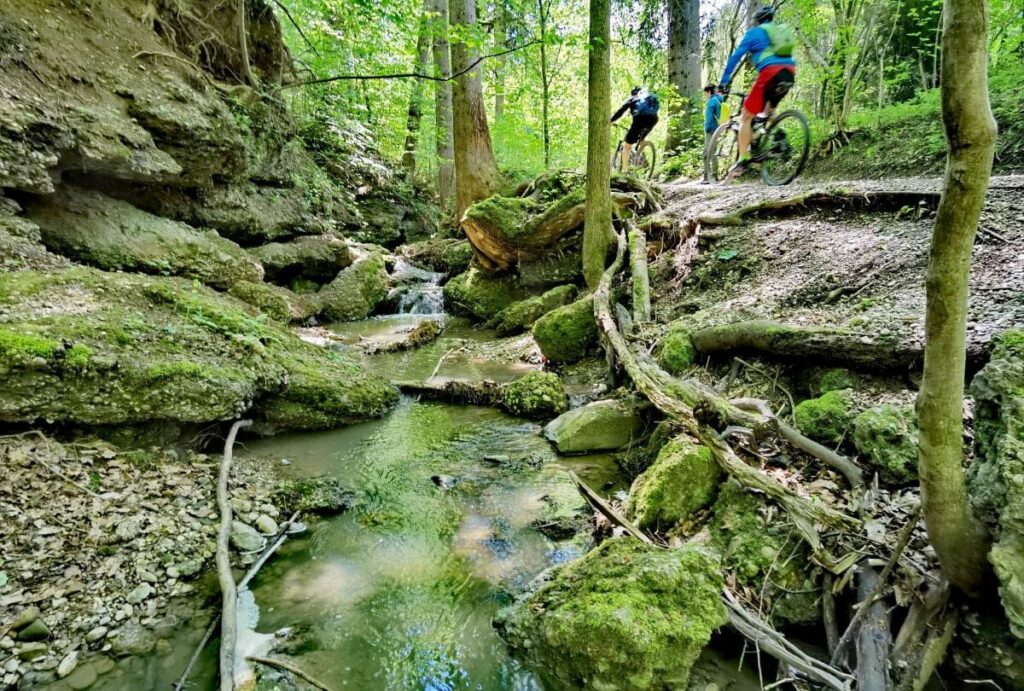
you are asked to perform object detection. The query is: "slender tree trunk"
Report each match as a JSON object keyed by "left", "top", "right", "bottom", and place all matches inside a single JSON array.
[
  {"left": 431, "top": 0, "right": 456, "bottom": 213},
  {"left": 917, "top": 0, "right": 996, "bottom": 595},
  {"left": 493, "top": 0, "right": 508, "bottom": 121},
  {"left": 401, "top": 1, "right": 433, "bottom": 177},
  {"left": 665, "top": 0, "right": 701, "bottom": 154},
  {"left": 539, "top": 0, "right": 551, "bottom": 168},
  {"left": 450, "top": 0, "right": 500, "bottom": 218},
  {"left": 582, "top": 0, "right": 613, "bottom": 288},
  {"left": 744, "top": 0, "right": 757, "bottom": 30},
  {"left": 237, "top": 0, "right": 257, "bottom": 87}
]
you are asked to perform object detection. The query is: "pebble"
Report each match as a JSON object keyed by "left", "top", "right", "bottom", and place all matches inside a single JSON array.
[
  {"left": 258, "top": 503, "right": 280, "bottom": 518},
  {"left": 255, "top": 515, "right": 279, "bottom": 535},
  {"left": 85, "top": 626, "right": 108, "bottom": 643},
  {"left": 3, "top": 658, "right": 18, "bottom": 673},
  {"left": 138, "top": 570, "right": 158, "bottom": 583},
  {"left": 0, "top": 636, "right": 14, "bottom": 649},
  {"left": 65, "top": 662, "right": 98, "bottom": 690},
  {"left": 125, "top": 584, "right": 153, "bottom": 605},
  {"left": 10, "top": 607, "right": 41, "bottom": 631},
  {"left": 230, "top": 521, "right": 265, "bottom": 552},
  {"left": 16, "top": 618, "right": 51, "bottom": 642},
  {"left": 92, "top": 656, "right": 115, "bottom": 675},
  {"left": 114, "top": 518, "right": 142, "bottom": 542},
  {"left": 57, "top": 651, "right": 78, "bottom": 678},
  {"left": 17, "top": 642, "right": 48, "bottom": 660}
]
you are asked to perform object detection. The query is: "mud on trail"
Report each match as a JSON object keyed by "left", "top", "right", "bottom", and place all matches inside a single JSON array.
[{"left": 650, "top": 175, "right": 1024, "bottom": 363}]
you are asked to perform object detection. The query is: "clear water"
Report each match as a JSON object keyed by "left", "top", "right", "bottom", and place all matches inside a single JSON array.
[{"left": 392, "top": 259, "right": 445, "bottom": 316}]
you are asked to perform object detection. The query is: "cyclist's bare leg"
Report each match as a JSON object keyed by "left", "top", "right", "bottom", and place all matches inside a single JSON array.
[
  {"left": 621, "top": 142, "right": 633, "bottom": 173},
  {"left": 737, "top": 109, "right": 754, "bottom": 160}
]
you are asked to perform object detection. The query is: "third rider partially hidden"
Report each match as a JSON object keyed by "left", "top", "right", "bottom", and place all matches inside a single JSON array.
[
  {"left": 611, "top": 86, "right": 660, "bottom": 174},
  {"left": 719, "top": 6, "right": 797, "bottom": 181}
]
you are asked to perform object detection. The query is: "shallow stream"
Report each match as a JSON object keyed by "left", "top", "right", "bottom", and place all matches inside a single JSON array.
[{"left": 78, "top": 314, "right": 761, "bottom": 690}]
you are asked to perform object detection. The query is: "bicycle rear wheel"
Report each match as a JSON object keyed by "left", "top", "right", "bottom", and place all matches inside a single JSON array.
[
  {"left": 633, "top": 141, "right": 657, "bottom": 180},
  {"left": 760, "top": 110, "right": 811, "bottom": 186},
  {"left": 611, "top": 142, "right": 624, "bottom": 173},
  {"left": 705, "top": 122, "right": 738, "bottom": 183}
]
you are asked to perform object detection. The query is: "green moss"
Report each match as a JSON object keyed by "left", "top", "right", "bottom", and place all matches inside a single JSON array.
[
  {"left": 794, "top": 389, "right": 854, "bottom": 446},
  {"left": 0, "top": 328, "right": 58, "bottom": 362},
  {"left": 501, "top": 371, "right": 569, "bottom": 420},
  {"left": 317, "top": 253, "right": 390, "bottom": 322},
  {"left": 496, "top": 539, "right": 725, "bottom": 690},
  {"left": 817, "top": 368, "right": 858, "bottom": 394},
  {"left": 709, "top": 483, "right": 820, "bottom": 625},
  {"left": 490, "top": 284, "right": 577, "bottom": 336},
  {"left": 531, "top": 296, "right": 598, "bottom": 365},
  {"left": 626, "top": 438, "right": 721, "bottom": 530},
  {"left": 463, "top": 195, "right": 539, "bottom": 243},
  {"left": 655, "top": 325, "right": 695, "bottom": 375},
  {"left": 853, "top": 404, "right": 919, "bottom": 483},
  {"left": 64, "top": 344, "right": 93, "bottom": 369},
  {"left": 442, "top": 268, "right": 534, "bottom": 321}
]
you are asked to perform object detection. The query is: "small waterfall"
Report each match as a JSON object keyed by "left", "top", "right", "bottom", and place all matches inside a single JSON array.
[{"left": 392, "top": 259, "right": 445, "bottom": 316}]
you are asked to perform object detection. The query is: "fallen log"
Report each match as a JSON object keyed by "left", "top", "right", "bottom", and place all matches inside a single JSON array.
[
  {"left": 396, "top": 378, "right": 504, "bottom": 406},
  {"left": 854, "top": 565, "right": 891, "bottom": 689},
  {"left": 216, "top": 419, "right": 252, "bottom": 691},
  {"left": 691, "top": 319, "right": 923, "bottom": 372}
]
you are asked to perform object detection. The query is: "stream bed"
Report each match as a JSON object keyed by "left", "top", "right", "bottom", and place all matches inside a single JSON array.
[{"left": 75, "top": 316, "right": 762, "bottom": 690}]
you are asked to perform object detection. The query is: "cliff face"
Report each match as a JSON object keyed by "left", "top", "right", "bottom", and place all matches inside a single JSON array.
[{"left": 0, "top": 0, "right": 433, "bottom": 437}]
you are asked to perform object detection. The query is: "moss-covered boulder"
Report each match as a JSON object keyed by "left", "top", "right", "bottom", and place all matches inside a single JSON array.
[
  {"left": 495, "top": 539, "right": 725, "bottom": 690},
  {"left": 398, "top": 238, "right": 474, "bottom": 274},
  {"left": 967, "top": 330, "right": 1024, "bottom": 638},
  {"left": 0, "top": 267, "right": 397, "bottom": 429},
  {"left": 815, "top": 368, "right": 859, "bottom": 394},
  {"left": 709, "top": 482, "right": 820, "bottom": 625},
  {"left": 490, "top": 285, "right": 578, "bottom": 336},
  {"left": 655, "top": 324, "right": 696, "bottom": 376},
  {"left": 27, "top": 187, "right": 263, "bottom": 289},
  {"left": 501, "top": 371, "right": 569, "bottom": 420},
  {"left": 626, "top": 437, "right": 721, "bottom": 530},
  {"left": 544, "top": 399, "right": 644, "bottom": 453},
  {"left": 248, "top": 234, "right": 352, "bottom": 283},
  {"left": 531, "top": 296, "right": 598, "bottom": 365},
  {"left": 317, "top": 253, "right": 390, "bottom": 321},
  {"left": 228, "top": 281, "right": 317, "bottom": 323},
  {"left": 793, "top": 389, "right": 855, "bottom": 446},
  {"left": 853, "top": 404, "right": 918, "bottom": 483},
  {"left": 442, "top": 268, "right": 534, "bottom": 321},
  {"left": 518, "top": 249, "right": 582, "bottom": 288}
]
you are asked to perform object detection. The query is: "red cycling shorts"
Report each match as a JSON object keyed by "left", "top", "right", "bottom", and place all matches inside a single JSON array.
[{"left": 745, "top": 65, "right": 796, "bottom": 116}]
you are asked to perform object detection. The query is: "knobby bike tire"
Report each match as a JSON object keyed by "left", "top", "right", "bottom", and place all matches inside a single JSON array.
[
  {"left": 760, "top": 110, "right": 811, "bottom": 186},
  {"left": 637, "top": 141, "right": 656, "bottom": 180},
  {"left": 705, "top": 121, "right": 738, "bottom": 183}
]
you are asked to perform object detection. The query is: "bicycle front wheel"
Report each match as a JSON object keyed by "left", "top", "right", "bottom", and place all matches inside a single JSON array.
[
  {"left": 611, "top": 142, "right": 624, "bottom": 173},
  {"left": 760, "top": 110, "right": 811, "bottom": 186},
  {"left": 705, "top": 122, "right": 738, "bottom": 183},
  {"left": 633, "top": 141, "right": 657, "bottom": 180}
]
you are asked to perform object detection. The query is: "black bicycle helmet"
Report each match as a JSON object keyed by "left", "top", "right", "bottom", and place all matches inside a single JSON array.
[
  {"left": 753, "top": 6, "right": 775, "bottom": 24},
  {"left": 630, "top": 86, "right": 642, "bottom": 96}
]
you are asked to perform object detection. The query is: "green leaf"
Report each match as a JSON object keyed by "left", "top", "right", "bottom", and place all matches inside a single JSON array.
[
  {"left": 717, "top": 249, "right": 739, "bottom": 261},
  {"left": 0, "top": 571, "right": 8, "bottom": 589}
]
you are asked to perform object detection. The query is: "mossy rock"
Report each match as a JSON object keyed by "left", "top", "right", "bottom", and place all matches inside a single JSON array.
[
  {"left": 501, "top": 371, "right": 569, "bottom": 420},
  {"left": 967, "top": 330, "right": 1024, "bottom": 638},
  {"left": 317, "top": 253, "right": 390, "bottom": 321},
  {"left": 531, "top": 296, "right": 598, "bottom": 365},
  {"left": 0, "top": 267, "right": 397, "bottom": 429},
  {"left": 518, "top": 249, "right": 582, "bottom": 288},
  {"left": 853, "top": 404, "right": 918, "bottom": 483},
  {"left": 793, "top": 389, "right": 855, "bottom": 446},
  {"left": 544, "top": 399, "right": 644, "bottom": 453},
  {"left": 398, "top": 238, "right": 474, "bottom": 274},
  {"left": 709, "top": 482, "right": 820, "bottom": 625},
  {"left": 490, "top": 285, "right": 578, "bottom": 336},
  {"left": 655, "top": 325, "right": 696, "bottom": 376},
  {"left": 462, "top": 195, "right": 541, "bottom": 244},
  {"left": 626, "top": 438, "right": 721, "bottom": 530},
  {"left": 495, "top": 539, "right": 725, "bottom": 690},
  {"left": 27, "top": 187, "right": 263, "bottom": 289},
  {"left": 442, "top": 268, "right": 533, "bottom": 321},
  {"left": 228, "top": 281, "right": 316, "bottom": 323},
  {"left": 248, "top": 234, "right": 352, "bottom": 283}
]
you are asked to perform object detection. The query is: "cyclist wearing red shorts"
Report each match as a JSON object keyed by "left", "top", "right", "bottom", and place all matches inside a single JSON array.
[{"left": 719, "top": 6, "right": 796, "bottom": 180}]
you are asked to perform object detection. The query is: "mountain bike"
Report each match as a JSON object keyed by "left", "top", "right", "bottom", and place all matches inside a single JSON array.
[
  {"left": 704, "top": 91, "right": 811, "bottom": 186},
  {"left": 612, "top": 124, "right": 657, "bottom": 180}
]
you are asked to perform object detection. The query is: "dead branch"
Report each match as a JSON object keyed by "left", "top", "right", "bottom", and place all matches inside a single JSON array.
[
  {"left": 396, "top": 378, "right": 503, "bottom": 406},
  {"left": 267, "top": 0, "right": 319, "bottom": 56},
  {"left": 247, "top": 656, "right": 334, "bottom": 690},
  {"left": 822, "top": 573, "right": 840, "bottom": 656},
  {"left": 695, "top": 189, "right": 941, "bottom": 227},
  {"left": 627, "top": 220, "right": 651, "bottom": 324},
  {"left": 568, "top": 470, "right": 655, "bottom": 545},
  {"left": 854, "top": 565, "right": 891, "bottom": 688},
  {"left": 216, "top": 419, "right": 252, "bottom": 691}
]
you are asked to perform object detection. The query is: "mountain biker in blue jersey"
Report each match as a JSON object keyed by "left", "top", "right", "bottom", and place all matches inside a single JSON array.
[
  {"left": 719, "top": 6, "right": 797, "bottom": 181},
  {"left": 702, "top": 84, "right": 724, "bottom": 183},
  {"left": 611, "top": 86, "right": 660, "bottom": 173}
]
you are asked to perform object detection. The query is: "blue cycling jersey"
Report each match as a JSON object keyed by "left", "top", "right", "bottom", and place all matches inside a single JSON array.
[{"left": 720, "top": 26, "right": 797, "bottom": 85}]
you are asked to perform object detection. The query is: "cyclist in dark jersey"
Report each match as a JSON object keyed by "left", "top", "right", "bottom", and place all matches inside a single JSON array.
[{"left": 611, "top": 87, "right": 660, "bottom": 173}]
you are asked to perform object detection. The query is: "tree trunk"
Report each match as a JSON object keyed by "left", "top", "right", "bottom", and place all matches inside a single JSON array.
[
  {"left": 401, "top": 1, "right": 433, "bottom": 177},
  {"left": 493, "top": 0, "right": 507, "bottom": 121},
  {"left": 917, "top": 0, "right": 995, "bottom": 595},
  {"left": 665, "top": 0, "right": 701, "bottom": 154},
  {"left": 539, "top": 0, "right": 551, "bottom": 168},
  {"left": 451, "top": 0, "right": 500, "bottom": 219},
  {"left": 431, "top": 0, "right": 456, "bottom": 213},
  {"left": 583, "top": 0, "right": 613, "bottom": 288},
  {"left": 237, "top": 0, "right": 257, "bottom": 87}
]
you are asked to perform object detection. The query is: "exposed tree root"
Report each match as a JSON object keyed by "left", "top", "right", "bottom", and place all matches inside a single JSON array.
[
  {"left": 627, "top": 220, "right": 651, "bottom": 324},
  {"left": 696, "top": 188, "right": 940, "bottom": 227},
  {"left": 691, "top": 319, "right": 923, "bottom": 372},
  {"left": 248, "top": 656, "right": 334, "bottom": 690},
  {"left": 396, "top": 378, "right": 503, "bottom": 406}
]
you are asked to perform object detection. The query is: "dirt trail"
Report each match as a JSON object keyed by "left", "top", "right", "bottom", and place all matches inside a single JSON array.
[{"left": 651, "top": 175, "right": 1024, "bottom": 364}]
